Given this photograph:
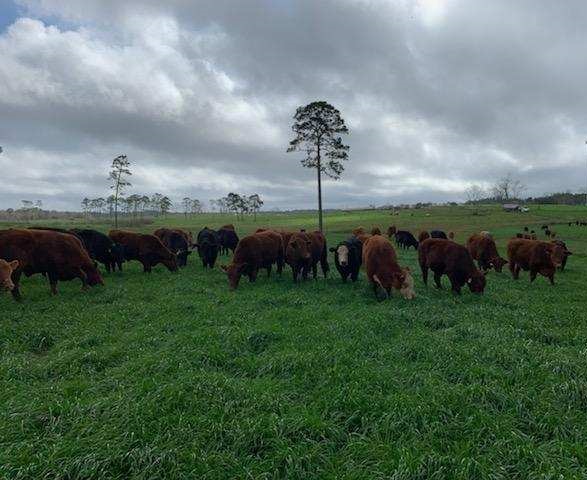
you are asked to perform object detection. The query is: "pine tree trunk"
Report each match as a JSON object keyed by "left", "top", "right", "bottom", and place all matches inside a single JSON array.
[{"left": 317, "top": 163, "right": 323, "bottom": 232}]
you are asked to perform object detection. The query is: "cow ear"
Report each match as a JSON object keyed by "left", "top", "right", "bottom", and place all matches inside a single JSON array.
[{"left": 9, "top": 260, "right": 19, "bottom": 270}]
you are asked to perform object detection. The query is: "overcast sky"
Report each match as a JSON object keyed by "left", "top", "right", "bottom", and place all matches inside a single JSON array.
[{"left": 1, "top": 0, "right": 586, "bottom": 211}]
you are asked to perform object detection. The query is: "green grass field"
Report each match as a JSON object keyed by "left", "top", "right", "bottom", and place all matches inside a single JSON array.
[{"left": 1, "top": 205, "right": 587, "bottom": 479}]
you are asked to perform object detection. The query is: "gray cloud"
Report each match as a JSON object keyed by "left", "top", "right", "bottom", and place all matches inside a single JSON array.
[{"left": 1, "top": 0, "right": 586, "bottom": 210}]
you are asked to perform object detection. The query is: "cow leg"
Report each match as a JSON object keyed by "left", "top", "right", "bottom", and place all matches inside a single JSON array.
[
  {"left": 48, "top": 271, "right": 58, "bottom": 295},
  {"left": 105, "top": 262, "right": 111, "bottom": 273},
  {"left": 433, "top": 271, "right": 443, "bottom": 289},
  {"left": 11, "top": 270, "right": 23, "bottom": 302},
  {"left": 250, "top": 268, "right": 258, "bottom": 283},
  {"left": 548, "top": 273, "right": 555, "bottom": 285},
  {"left": 512, "top": 264, "right": 521, "bottom": 280},
  {"left": 312, "top": 263, "right": 318, "bottom": 280},
  {"left": 530, "top": 269, "right": 537, "bottom": 283},
  {"left": 351, "top": 270, "right": 359, "bottom": 282},
  {"left": 266, "top": 265, "right": 272, "bottom": 277},
  {"left": 421, "top": 265, "right": 429, "bottom": 286},
  {"left": 142, "top": 262, "right": 152, "bottom": 273},
  {"left": 448, "top": 276, "right": 461, "bottom": 294},
  {"left": 78, "top": 269, "right": 89, "bottom": 291}
]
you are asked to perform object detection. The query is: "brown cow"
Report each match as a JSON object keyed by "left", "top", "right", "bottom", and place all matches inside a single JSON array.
[
  {"left": 285, "top": 232, "right": 312, "bottom": 282},
  {"left": 418, "top": 238, "right": 486, "bottom": 294},
  {"left": 221, "top": 230, "right": 284, "bottom": 289},
  {"left": 507, "top": 239, "right": 564, "bottom": 284},
  {"left": 109, "top": 230, "right": 178, "bottom": 273},
  {"left": 362, "top": 235, "right": 415, "bottom": 301},
  {"left": 418, "top": 231, "right": 430, "bottom": 242},
  {"left": 0, "top": 259, "right": 19, "bottom": 292},
  {"left": 466, "top": 234, "right": 508, "bottom": 272},
  {"left": 0, "top": 229, "right": 104, "bottom": 300}
]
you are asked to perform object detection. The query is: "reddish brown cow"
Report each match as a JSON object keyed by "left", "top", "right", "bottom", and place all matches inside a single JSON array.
[
  {"left": 363, "top": 235, "right": 415, "bottom": 301},
  {"left": 0, "top": 229, "right": 103, "bottom": 300},
  {"left": 418, "top": 238, "right": 486, "bottom": 294},
  {"left": 221, "top": 230, "right": 284, "bottom": 289},
  {"left": 418, "top": 231, "right": 430, "bottom": 242},
  {"left": 285, "top": 232, "right": 312, "bottom": 282},
  {"left": 0, "top": 259, "right": 19, "bottom": 292},
  {"left": 466, "top": 234, "right": 508, "bottom": 272},
  {"left": 507, "top": 239, "right": 565, "bottom": 284},
  {"left": 109, "top": 230, "right": 178, "bottom": 273}
]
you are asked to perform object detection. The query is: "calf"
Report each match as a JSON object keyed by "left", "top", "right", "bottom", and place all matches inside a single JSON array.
[
  {"left": 0, "top": 259, "right": 19, "bottom": 292},
  {"left": 154, "top": 228, "right": 192, "bottom": 267},
  {"left": 71, "top": 228, "right": 125, "bottom": 272},
  {"left": 430, "top": 230, "right": 447, "bottom": 239},
  {"left": 363, "top": 235, "right": 415, "bottom": 301},
  {"left": 418, "top": 238, "right": 486, "bottom": 294},
  {"left": 218, "top": 227, "right": 239, "bottom": 255},
  {"left": 109, "top": 230, "right": 178, "bottom": 273},
  {"left": 0, "top": 229, "right": 103, "bottom": 300},
  {"left": 394, "top": 230, "right": 419, "bottom": 250},
  {"left": 507, "top": 238, "right": 565, "bottom": 285},
  {"left": 221, "top": 230, "right": 284, "bottom": 289},
  {"left": 466, "top": 234, "right": 508, "bottom": 272},
  {"left": 195, "top": 228, "right": 220, "bottom": 268},
  {"left": 330, "top": 236, "right": 362, "bottom": 283}
]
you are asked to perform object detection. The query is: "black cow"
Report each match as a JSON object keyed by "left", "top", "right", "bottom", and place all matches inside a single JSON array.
[
  {"left": 430, "top": 230, "right": 448, "bottom": 239},
  {"left": 394, "top": 230, "right": 419, "bottom": 250},
  {"left": 71, "top": 229, "right": 125, "bottom": 272},
  {"left": 329, "top": 236, "right": 362, "bottom": 283},
  {"left": 195, "top": 228, "right": 220, "bottom": 268},
  {"left": 218, "top": 228, "right": 239, "bottom": 255}
]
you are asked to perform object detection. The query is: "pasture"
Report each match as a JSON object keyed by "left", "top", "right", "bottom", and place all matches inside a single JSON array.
[{"left": 1, "top": 205, "right": 587, "bottom": 479}]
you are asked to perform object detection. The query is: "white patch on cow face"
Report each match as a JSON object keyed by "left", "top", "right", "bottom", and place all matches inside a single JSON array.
[{"left": 337, "top": 245, "right": 349, "bottom": 266}]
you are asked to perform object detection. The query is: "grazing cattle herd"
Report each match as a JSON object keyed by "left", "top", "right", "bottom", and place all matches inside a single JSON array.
[{"left": 0, "top": 219, "right": 580, "bottom": 302}]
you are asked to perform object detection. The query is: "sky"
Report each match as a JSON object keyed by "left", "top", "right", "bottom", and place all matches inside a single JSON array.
[{"left": 1, "top": 0, "right": 586, "bottom": 211}]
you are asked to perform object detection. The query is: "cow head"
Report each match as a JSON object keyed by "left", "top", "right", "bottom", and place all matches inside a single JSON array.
[
  {"left": 176, "top": 249, "right": 191, "bottom": 267},
  {"left": 548, "top": 243, "right": 565, "bottom": 268},
  {"left": 467, "top": 270, "right": 486, "bottom": 294},
  {"left": 287, "top": 235, "right": 311, "bottom": 263},
  {"left": 84, "top": 264, "right": 104, "bottom": 286},
  {"left": 331, "top": 244, "right": 350, "bottom": 267},
  {"left": 0, "top": 259, "right": 19, "bottom": 291},
  {"left": 221, "top": 263, "right": 246, "bottom": 289},
  {"left": 490, "top": 256, "right": 508, "bottom": 273},
  {"left": 163, "top": 252, "right": 179, "bottom": 272}
]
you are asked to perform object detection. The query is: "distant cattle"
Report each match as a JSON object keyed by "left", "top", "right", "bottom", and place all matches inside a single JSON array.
[
  {"left": 71, "top": 228, "right": 125, "bottom": 272},
  {"left": 394, "top": 230, "right": 419, "bottom": 250},
  {"left": 552, "top": 240, "right": 572, "bottom": 271},
  {"left": 418, "top": 238, "right": 486, "bottom": 294},
  {"left": 330, "top": 236, "right": 362, "bottom": 283},
  {"left": 363, "top": 235, "right": 415, "bottom": 301},
  {"left": 0, "top": 258, "right": 19, "bottom": 292},
  {"left": 507, "top": 238, "right": 565, "bottom": 285},
  {"left": 154, "top": 228, "right": 192, "bottom": 267},
  {"left": 418, "top": 231, "right": 430, "bottom": 242},
  {"left": 221, "top": 230, "right": 284, "bottom": 289},
  {"left": 430, "top": 230, "right": 447, "bottom": 239},
  {"left": 218, "top": 227, "right": 239, "bottom": 255},
  {"left": 195, "top": 228, "right": 220, "bottom": 268},
  {"left": 109, "top": 230, "right": 178, "bottom": 273},
  {"left": 466, "top": 234, "right": 508, "bottom": 272},
  {"left": 0, "top": 229, "right": 104, "bottom": 300}
]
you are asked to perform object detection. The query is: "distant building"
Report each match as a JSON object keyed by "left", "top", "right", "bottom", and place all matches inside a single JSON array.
[{"left": 502, "top": 203, "right": 521, "bottom": 212}]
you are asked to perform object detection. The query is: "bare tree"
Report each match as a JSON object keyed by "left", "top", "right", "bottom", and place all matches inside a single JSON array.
[
  {"left": 287, "top": 101, "right": 349, "bottom": 231},
  {"left": 491, "top": 173, "right": 526, "bottom": 201},
  {"left": 182, "top": 197, "right": 191, "bottom": 217},
  {"left": 109, "top": 155, "right": 131, "bottom": 228},
  {"left": 248, "top": 194, "right": 263, "bottom": 221},
  {"left": 464, "top": 185, "right": 486, "bottom": 203}
]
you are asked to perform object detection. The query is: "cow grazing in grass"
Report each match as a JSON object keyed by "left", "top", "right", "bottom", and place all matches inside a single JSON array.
[
  {"left": 552, "top": 240, "right": 572, "bottom": 271},
  {"left": 218, "top": 227, "right": 239, "bottom": 255},
  {"left": 330, "top": 236, "right": 362, "bottom": 283},
  {"left": 466, "top": 234, "right": 508, "bottom": 273},
  {"left": 0, "top": 259, "right": 19, "bottom": 292},
  {"left": 418, "top": 231, "right": 430, "bottom": 242},
  {"left": 507, "top": 238, "right": 565, "bottom": 285},
  {"left": 1, "top": 229, "right": 104, "bottom": 300},
  {"left": 71, "top": 228, "right": 125, "bottom": 272},
  {"left": 154, "top": 228, "right": 192, "bottom": 267},
  {"left": 418, "top": 238, "right": 486, "bottom": 295},
  {"left": 430, "top": 230, "right": 448, "bottom": 239},
  {"left": 221, "top": 230, "right": 284, "bottom": 289},
  {"left": 394, "top": 230, "right": 419, "bottom": 250},
  {"left": 363, "top": 235, "right": 415, "bottom": 301},
  {"left": 109, "top": 230, "right": 178, "bottom": 273},
  {"left": 195, "top": 228, "right": 220, "bottom": 269}
]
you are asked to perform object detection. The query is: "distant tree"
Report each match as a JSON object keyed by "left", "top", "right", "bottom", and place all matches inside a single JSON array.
[
  {"left": 109, "top": 155, "right": 131, "bottom": 228},
  {"left": 464, "top": 185, "right": 486, "bottom": 203},
  {"left": 106, "top": 195, "right": 116, "bottom": 217},
  {"left": 81, "top": 197, "right": 90, "bottom": 217},
  {"left": 226, "top": 193, "right": 242, "bottom": 218},
  {"left": 182, "top": 197, "right": 191, "bottom": 217},
  {"left": 287, "top": 101, "right": 349, "bottom": 231},
  {"left": 150, "top": 193, "right": 163, "bottom": 215},
  {"left": 191, "top": 199, "right": 202, "bottom": 215},
  {"left": 160, "top": 196, "right": 172, "bottom": 216},
  {"left": 491, "top": 173, "right": 526, "bottom": 201},
  {"left": 248, "top": 194, "right": 263, "bottom": 221}
]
